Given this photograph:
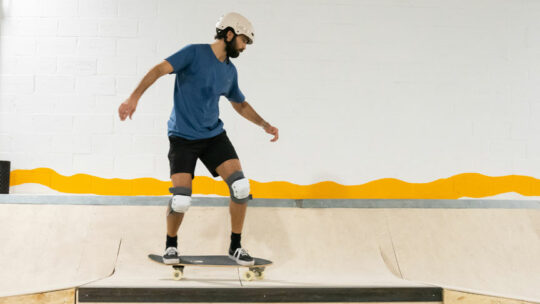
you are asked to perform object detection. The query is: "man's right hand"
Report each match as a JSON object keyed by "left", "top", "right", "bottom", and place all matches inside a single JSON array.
[{"left": 118, "top": 97, "right": 138, "bottom": 121}]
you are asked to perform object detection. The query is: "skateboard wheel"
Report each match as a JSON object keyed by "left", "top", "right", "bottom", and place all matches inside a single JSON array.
[
  {"left": 243, "top": 270, "right": 255, "bottom": 281},
  {"left": 254, "top": 270, "right": 265, "bottom": 280},
  {"left": 173, "top": 269, "right": 183, "bottom": 280},
  {"left": 250, "top": 267, "right": 265, "bottom": 280}
]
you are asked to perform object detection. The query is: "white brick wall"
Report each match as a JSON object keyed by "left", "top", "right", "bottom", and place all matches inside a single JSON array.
[
  {"left": 78, "top": 0, "right": 118, "bottom": 18},
  {"left": 73, "top": 115, "right": 114, "bottom": 134},
  {"left": 32, "top": 115, "right": 73, "bottom": 134},
  {"left": 58, "top": 57, "right": 97, "bottom": 76},
  {"left": 75, "top": 76, "right": 116, "bottom": 95},
  {"left": 59, "top": 19, "right": 99, "bottom": 37},
  {"left": 1, "top": 56, "right": 57, "bottom": 74},
  {"left": 1, "top": 0, "right": 540, "bottom": 196},
  {"left": 37, "top": 38, "right": 77, "bottom": 56},
  {"left": 0, "top": 37, "right": 36, "bottom": 56},
  {"left": 52, "top": 135, "right": 92, "bottom": 154},
  {"left": 98, "top": 56, "right": 137, "bottom": 75},
  {"left": 0, "top": 75, "right": 34, "bottom": 94},
  {"left": 35, "top": 75, "right": 75, "bottom": 94},
  {"left": 77, "top": 38, "right": 116, "bottom": 56}
]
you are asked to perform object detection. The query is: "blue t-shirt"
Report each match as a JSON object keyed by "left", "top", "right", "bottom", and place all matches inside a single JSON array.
[{"left": 165, "top": 44, "right": 245, "bottom": 140}]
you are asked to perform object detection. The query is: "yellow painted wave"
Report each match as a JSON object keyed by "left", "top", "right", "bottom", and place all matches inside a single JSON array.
[{"left": 9, "top": 167, "right": 540, "bottom": 199}]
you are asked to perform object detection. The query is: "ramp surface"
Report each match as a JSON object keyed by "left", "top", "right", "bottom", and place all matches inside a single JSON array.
[
  {"left": 83, "top": 207, "right": 425, "bottom": 288},
  {"left": 0, "top": 204, "right": 121, "bottom": 297},
  {"left": 382, "top": 209, "right": 540, "bottom": 302},
  {"left": 0, "top": 200, "right": 538, "bottom": 303}
]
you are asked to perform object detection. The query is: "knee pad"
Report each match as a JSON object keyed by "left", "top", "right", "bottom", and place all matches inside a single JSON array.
[
  {"left": 168, "top": 187, "right": 192, "bottom": 213},
  {"left": 226, "top": 171, "right": 252, "bottom": 204}
]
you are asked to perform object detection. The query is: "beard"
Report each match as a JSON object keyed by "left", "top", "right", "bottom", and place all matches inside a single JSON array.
[{"left": 225, "top": 36, "right": 240, "bottom": 58}]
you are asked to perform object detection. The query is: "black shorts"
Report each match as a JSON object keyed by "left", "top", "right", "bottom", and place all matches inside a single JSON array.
[{"left": 168, "top": 131, "right": 239, "bottom": 178}]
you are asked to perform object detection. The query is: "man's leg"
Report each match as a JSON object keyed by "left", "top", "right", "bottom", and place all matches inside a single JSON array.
[
  {"left": 215, "top": 159, "right": 254, "bottom": 265},
  {"left": 167, "top": 172, "right": 193, "bottom": 237},
  {"left": 163, "top": 172, "right": 192, "bottom": 264},
  {"left": 215, "top": 159, "right": 247, "bottom": 234}
]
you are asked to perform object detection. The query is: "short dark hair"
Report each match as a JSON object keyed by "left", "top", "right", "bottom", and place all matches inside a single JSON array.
[{"left": 214, "top": 27, "right": 235, "bottom": 40}]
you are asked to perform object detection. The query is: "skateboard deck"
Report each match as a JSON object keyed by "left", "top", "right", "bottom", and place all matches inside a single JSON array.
[{"left": 148, "top": 254, "right": 272, "bottom": 281}]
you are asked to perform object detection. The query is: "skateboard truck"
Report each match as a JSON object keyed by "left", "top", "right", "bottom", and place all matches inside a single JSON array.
[{"left": 171, "top": 265, "right": 266, "bottom": 281}]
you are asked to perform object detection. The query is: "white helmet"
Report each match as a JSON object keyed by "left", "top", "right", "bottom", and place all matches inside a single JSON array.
[{"left": 216, "top": 12, "right": 254, "bottom": 44}]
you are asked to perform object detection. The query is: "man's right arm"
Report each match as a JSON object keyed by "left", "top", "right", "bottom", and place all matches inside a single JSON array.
[
  {"left": 118, "top": 60, "right": 173, "bottom": 121},
  {"left": 131, "top": 60, "right": 173, "bottom": 100}
]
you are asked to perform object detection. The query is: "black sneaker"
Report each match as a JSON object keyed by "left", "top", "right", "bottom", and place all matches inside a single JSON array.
[
  {"left": 163, "top": 247, "right": 180, "bottom": 264},
  {"left": 229, "top": 248, "right": 255, "bottom": 266}
]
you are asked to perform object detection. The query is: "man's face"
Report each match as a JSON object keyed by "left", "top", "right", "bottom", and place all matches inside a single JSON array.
[
  {"left": 235, "top": 35, "right": 249, "bottom": 53},
  {"left": 226, "top": 31, "right": 249, "bottom": 58}
]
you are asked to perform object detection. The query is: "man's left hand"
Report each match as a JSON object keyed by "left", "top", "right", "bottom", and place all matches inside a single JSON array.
[{"left": 263, "top": 123, "right": 279, "bottom": 142}]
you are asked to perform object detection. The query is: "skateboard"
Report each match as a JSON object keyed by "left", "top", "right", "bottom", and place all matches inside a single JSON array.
[{"left": 148, "top": 254, "right": 272, "bottom": 281}]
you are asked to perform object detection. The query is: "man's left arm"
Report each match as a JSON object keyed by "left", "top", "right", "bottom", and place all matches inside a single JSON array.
[{"left": 231, "top": 101, "right": 279, "bottom": 142}]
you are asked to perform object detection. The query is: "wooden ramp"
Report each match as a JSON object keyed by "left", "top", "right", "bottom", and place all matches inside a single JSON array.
[
  {"left": 379, "top": 209, "right": 540, "bottom": 302},
  {"left": 0, "top": 204, "right": 121, "bottom": 298},
  {"left": 0, "top": 202, "right": 538, "bottom": 303}
]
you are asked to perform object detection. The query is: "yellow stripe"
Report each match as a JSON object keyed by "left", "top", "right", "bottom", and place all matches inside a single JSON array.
[{"left": 8, "top": 167, "right": 540, "bottom": 199}]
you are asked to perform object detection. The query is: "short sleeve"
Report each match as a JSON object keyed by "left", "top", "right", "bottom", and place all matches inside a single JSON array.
[
  {"left": 165, "top": 44, "right": 196, "bottom": 74},
  {"left": 225, "top": 72, "right": 246, "bottom": 103}
]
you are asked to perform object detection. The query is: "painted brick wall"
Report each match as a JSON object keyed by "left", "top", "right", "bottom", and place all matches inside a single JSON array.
[{"left": 1, "top": 0, "right": 540, "bottom": 197}]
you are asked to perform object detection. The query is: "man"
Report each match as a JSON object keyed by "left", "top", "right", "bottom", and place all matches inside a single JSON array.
[{"left": 118, "top": 12, "right": 279, "bottom": 266}]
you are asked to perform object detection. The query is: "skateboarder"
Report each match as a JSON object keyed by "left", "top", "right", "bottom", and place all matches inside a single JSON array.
[{"left": 118, "top": 13, "right": 279, "bottom": 266}]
